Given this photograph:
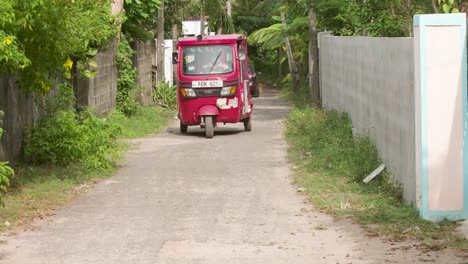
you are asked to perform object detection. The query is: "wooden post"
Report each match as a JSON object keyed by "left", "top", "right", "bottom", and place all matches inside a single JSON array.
[{"left": 157, "top": 1, "right": 165, "bottom": 83}]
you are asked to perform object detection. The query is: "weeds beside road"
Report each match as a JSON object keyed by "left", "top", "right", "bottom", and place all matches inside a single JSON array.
[{"left": 285, "top": 106, "right": 468, "bottom": 254}]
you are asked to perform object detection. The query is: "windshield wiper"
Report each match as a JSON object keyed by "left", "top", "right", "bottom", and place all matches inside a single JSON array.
[{"left": 208, "top": 51, "right": 222, "bottom": 75}]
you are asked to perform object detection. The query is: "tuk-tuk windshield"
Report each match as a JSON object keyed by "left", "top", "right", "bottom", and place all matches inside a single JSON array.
[{"left": 182, "top": 45, "right": 234, "bottom": 75}]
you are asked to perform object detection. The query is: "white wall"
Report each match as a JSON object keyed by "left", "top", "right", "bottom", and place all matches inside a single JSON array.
[{"left": 164, "top": 40, "right": 173, "bottom": 86}]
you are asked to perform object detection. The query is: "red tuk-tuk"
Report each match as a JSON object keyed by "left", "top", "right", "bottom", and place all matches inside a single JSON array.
[{"left": 174, "top": 34, "right": 253, "bottom": 138}]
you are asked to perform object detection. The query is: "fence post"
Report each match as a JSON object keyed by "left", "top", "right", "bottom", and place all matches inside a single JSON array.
[{"left": 317, "top": 31, "right": 332, "bottom": 107}]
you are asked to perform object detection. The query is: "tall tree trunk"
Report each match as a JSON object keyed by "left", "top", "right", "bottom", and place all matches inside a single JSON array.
[
  {"left": 227, "top": 1, "right": 232, "bottom": 16},
  {"left": 402, "top": 0, "right": 414, "bottom": 37},
  {"left": 308, "top": 7, "right": 320, "bottom": 107},
  {"left": 281, "top": 12, "right": 298, "bottom": 93},
  {"left": 200, "top": 16, "right": 205, "bottom": 35},
  {"left": 157, "top": 1, "right": 165, "bottom": 83},
  {"left": 217, "top": 0, "right": 231, "bottom": 34},
  {"left": 278, "top": 46, "right": 282, "bottom": 81},
  {"left": 431, "top": 0, "right": 440, "bottom": 13}
]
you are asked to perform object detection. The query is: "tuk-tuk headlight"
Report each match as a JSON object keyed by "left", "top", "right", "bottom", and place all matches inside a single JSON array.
[
  {"left": 181, "top": 88, "right": 196, "bottom": 98},
  {"left": 220, "top": 86, "right": 236, "bottom": 96}
]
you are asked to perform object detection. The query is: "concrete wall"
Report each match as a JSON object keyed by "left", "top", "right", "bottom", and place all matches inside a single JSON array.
[
  {"left": 0, "top": 75, "right": 41, "bottom": 161},
  {"left": 134, "top": 40, "right": 154, "bottom": 106},
  {"left": 76, "top": 48, "right": 118, "bottom": 116},
  {"left": 319, "top": 36, "right": 416, "bottom": 203},
  {"left": 0, "top": 43, "right": 157, "bottom": 162}
]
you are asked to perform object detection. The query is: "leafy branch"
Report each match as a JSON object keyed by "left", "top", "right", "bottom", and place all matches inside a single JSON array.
[{"left": 439, "top": 0, "right": 460, "bottom": 13}]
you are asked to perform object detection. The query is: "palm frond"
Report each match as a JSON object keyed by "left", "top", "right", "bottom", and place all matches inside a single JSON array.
[{"left": 248, "top": 23, "right": 284, "bottom": 50}]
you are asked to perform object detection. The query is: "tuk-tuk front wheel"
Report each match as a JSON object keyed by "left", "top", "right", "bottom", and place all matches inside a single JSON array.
[
  {"left": 244, "top": 117, "right": 252, "bottom": 131},
  {"left": 180, "top": 121, "right": 188, "bottom": 134},
  {"left": 205, "top": 116, "right": 214, "bottom": 138}
]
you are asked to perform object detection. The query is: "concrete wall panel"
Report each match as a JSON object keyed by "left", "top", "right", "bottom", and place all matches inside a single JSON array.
[
  {"left": 319, "top": 36, "right": 416, "bottom": 203},
  {"left": 134, "top": 40, "right": 154, "bottom": 106},
  {"left": 0, "top": 75, "right": 42, "bottom": 162},
  {"left": 76, "top": 48, "right": 118, "bottom": 116}
]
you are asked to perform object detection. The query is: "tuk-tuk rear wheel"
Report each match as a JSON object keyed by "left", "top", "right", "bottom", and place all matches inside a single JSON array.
[
  {"left": 244, "top": 117, "right": 252, "bottom": 131},
  {"left": 205, "top": 116, "right": 214, "bottom": 138},
  {"left": 180, "top": 121, "right": 188, "bottom": 134}
]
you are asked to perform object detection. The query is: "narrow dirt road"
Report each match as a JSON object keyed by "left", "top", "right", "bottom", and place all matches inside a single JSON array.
[{"left": 0, "top": 87, "right": 464, "bottom": 263}]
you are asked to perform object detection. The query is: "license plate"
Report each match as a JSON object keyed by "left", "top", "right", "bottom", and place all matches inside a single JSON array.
[{"left": 192, "top": 80, "right": 223, "bottom": 88}]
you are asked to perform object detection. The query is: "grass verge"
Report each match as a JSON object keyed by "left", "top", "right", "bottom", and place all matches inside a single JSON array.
[
  {"left": 0, "top": 106, "right": 175, "bottom": 233},
  {"left": 285, "top": 106, "right": 468, "bottom": 253},
  {"left": 111, "top": 106, "right": 175, "bottom": 139}
]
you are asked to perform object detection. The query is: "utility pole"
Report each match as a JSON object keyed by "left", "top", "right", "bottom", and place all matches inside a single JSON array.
[
  {"left": 157, "top": 1, "right": 165, "bottom": 83},
  {"left": 227, "top": 0, "right": 231, "bottom": 16}
]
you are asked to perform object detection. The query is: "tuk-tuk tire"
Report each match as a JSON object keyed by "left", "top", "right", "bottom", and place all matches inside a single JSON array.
[
  {"left": 244, "top": 117, "right": 252, "bottom": 131},
  {"left": 180, "top": 121, "right": 188, "bottom": 134},
  {"left": 205, "top": 116, "right": 214, "bottom": 138}
]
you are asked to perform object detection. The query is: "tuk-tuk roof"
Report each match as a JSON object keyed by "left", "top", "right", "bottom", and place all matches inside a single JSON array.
[{"left": 178, "top": 34, "right": 246, "bottom": 46}]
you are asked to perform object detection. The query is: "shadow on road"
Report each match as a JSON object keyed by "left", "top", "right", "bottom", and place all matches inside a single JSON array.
[{"left": 170, "top": 85, "right": 290, "bottom": 137}]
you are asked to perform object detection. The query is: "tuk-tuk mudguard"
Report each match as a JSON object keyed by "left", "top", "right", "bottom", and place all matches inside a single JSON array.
[{"left": 197, "top": 105, "right": 220, "bottom": 116}]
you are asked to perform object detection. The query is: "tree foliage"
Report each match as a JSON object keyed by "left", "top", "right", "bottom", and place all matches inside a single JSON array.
[
  {"left": 122, "top": 0, "right": 161, "bottom": 41},
  {"left": 232, "top": 0, "right": 274, "bottom": 35},
  {"left": 184, "top": 0, "right": 235, "bottom": 33},
  {"left": 312, "top": 0, "right": 434, "bottom": 37},
  {"left": 0, "top": 0, "right": 119, "bottom": 94},
  {"left": 244, "top": 0, "right": 446, "bottom": 99}
]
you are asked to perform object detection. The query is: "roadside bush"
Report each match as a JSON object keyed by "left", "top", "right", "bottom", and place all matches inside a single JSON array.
[
  {"left": 153, "top": 82, "right": 177, "bottom": 109},
  {"left": 0, "top": 111, "right": 12, "bottom": 206},
  {"left": 24, "top": 85, "right": 122, "bottom": 172}
]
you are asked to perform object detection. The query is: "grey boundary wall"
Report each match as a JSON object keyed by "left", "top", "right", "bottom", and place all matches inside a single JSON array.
[
  {"left": 319, "top": 36, "right": 416, "bottom": 203},
  {"left": 0, "top": 42, "right": 154, "bottom": 162},
  {"left": 0, "top": 75, "right": 40, "bottom": 162},
  {"left": 134, "top": 40, "right": 155, "bottom": 106},
  {"left": 75, "top": 48, "right": 118, "bottom": 116}
]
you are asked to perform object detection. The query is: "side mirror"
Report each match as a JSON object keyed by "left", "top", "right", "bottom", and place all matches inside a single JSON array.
[
  {"left": 238, "top": 48, "right": 246, "bottom": 61},
  {"left": 172, "top": 52, "right": 179, "bottom": 64}
]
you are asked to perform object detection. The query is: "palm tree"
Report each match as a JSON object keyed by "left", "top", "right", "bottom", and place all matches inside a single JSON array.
[
  {"left": 185, "top": 0, "right": 235, "bottom": 34},
  {"left": 248, "top": 1, "right": 301, "bottom": 93}
]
